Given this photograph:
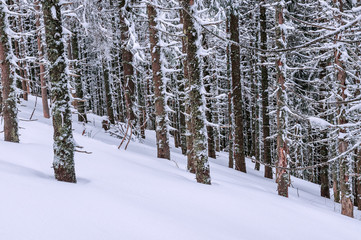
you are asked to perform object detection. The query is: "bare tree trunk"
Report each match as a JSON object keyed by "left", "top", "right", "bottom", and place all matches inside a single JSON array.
[
  {"left": 226, "top": 17, "right": 233, "bottom": 169},
  {"left": 35, "top": 1, "right": 50, "bottom": 118},
  {"left": 260, "top": 0, "right": 272, "bottom": 179},
  {"left": 357, "top": 149, "right": 361, "bottom": 210},
  {"left": 42, "top": 0, "right": 76, "bottom": 183},
  {"left": 230, "top": 9, "right": 246, "bottom": 173},
  {"left": 147, "top": 4, "right": 170, "bottom": 160},
  {"left": 275, "top": 0, "right": 288, "bottom": 198},
  {"left": 0, "top": 1, "right": 19, "bottom": 143},
  {"left": 103, "top": 59, "right": 115, "bottom": 124},
  {"left": 71, "top": 30, "right": 87, "bottom": 123}
]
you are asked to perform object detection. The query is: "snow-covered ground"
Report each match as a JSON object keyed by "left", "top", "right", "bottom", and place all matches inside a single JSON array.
[{"left": 0, "top": 96, "right": 360, "bottom": 240}]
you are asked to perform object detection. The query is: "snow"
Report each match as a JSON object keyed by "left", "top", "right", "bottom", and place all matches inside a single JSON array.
[
  {"left": 0, "top": 95, "right": 360, "bottom": 240},
  {"left": 308, "top": 116, "right": 333, "bottom": 129},
  {"left": 51, "top": 6, "right": 58, "bottom": 20}
]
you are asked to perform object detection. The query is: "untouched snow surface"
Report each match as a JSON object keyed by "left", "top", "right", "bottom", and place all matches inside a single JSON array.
[{"left": 0, "top": 96, "right": 360, "bottom": 240}]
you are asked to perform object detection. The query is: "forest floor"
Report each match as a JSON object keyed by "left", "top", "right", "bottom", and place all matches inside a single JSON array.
[{"left": 0, "top": 96, "right": 360, "bottom": 240}]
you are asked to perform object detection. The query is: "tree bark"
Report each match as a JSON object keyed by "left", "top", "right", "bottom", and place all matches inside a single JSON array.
[
  {"left": 147, "top": 4, "right": 170, "bottom": 160},
  {"left": 180, "top": 10, "right": 195, "bottom": 173},
  {"left": 0, "top": 1, "right": 19, "bottom": 143},
  {"left": 182, "top": 0, "right": 211, "bottom": 184},
  {"left": 35, "top": 1, "right": 50, "bottom": 119},
  {"left": 260, "top": 0, "right": 272, "bottom": 179},
  {"left": 230, "top": 10, "right": 246, "bottom": 173},
  {"left": 119, "top": 0, "right": 135, "bottom": 123},
  {"left": 357, "top": 149, "right": 361, "bottom": 210},
  {"left": 333, "top": 0, "right": 353, "bottom": 218},
  {"left": 42, "top": 0, "right": 76, "bottom": 183},
  {"left": 275, "top": 0, "right": 288, "bottom": 197},
  {"left": 72, "top": 30, "right": 87, "bottom": 123},
  {"left": 103, "top": 59, "right": 115, "bottom": 124}
]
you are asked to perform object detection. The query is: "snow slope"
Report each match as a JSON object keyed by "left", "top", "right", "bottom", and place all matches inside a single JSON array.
[{"left": 0, "top": 96, "right": 360, "bottom": 240}]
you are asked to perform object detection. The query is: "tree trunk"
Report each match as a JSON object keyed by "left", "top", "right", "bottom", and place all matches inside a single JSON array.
[
  {"left": 333, "top": 0, "right": 353, "bottom": 218},
  {"left": 35, "top": 1, "right": 50, "bottom": 119},
  {"left": 119, "top": 0, "right": 135, "bottom": 123},
  {"left": 42, "top": 0, "right": 76, "bottom": 183},
  {"left": 230, "top": 10, "right": 246, "bottom": 173},
  {"left": 182, "top": 0, "right": 211, "bottom": 184},
  {"left": 275, "top": 0, "right": 288, "bottom": 198},
  {"left": 357, "top": 149, "right": 361, "bottom": 210},
  {"left": 147, "top": 4, "right": 170, "bottom": 160},
  {"left": 0, "top": 1, "right": 19, "bottom": 143},
  {"left": 72, "top": 30, "right": 87, "bottom": 123},
  {"left": 203, "top": 35, "right": 216, "bottom": 159},
  {"left": 260, "top": 0, "right": 272, "bottom": 179},
  {"left": 226, "top": 17, "right": 233, "bottom": 169},
  {"left": 103, "top": 59, "right": 115, "bottom": 124},
  {"left": 181, "top": 10, "right": 195, "bottom": 173}
]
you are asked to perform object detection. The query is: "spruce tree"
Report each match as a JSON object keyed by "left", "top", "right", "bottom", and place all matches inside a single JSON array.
[{"left": 42, "top": 0, "right": 76, "bottom": 183}]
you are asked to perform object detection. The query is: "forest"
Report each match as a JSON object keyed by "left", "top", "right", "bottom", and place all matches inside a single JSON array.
[{"left": 1, "top": 0, "right": 361, "bottom": 226}]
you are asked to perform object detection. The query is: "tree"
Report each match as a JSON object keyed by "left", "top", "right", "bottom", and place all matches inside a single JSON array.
[
  {"left": 35, "top": 0, "right": 50, "bottom": 119},
  {"left": 229, "top": 5, "right": 246, "bottom": 173},
  {"left": 182, "top": 0, "right": 211, "bottom": 184},
  {"left": 42, "top": 0, "right": 76, "bottom": 183},
  {"left": 147, "top": 3, "right": 170, "bottom": 159},
  {"left": 275, "top": 0, "right": 288, "bottom": 197},
  {"left": 0, "top": 0, "right": 19, "bottom": 143},
  {"left": 259, "top": 0, "right": 272, "bottom": 179},
  {"left": 119, "top": 0, "right": 136, "bottom": 124}
]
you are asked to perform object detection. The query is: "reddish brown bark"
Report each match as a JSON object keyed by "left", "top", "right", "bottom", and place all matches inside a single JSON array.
[
  {"left": 119, "top": 1, "right": 135, "bottom": 122},
  {"left": 180, "top": 10, "right": 195, "bottom": 173},
  {"left": 35, "top": 1, "right": 50, "bottom": 118},
  {"left": 230, "top": 10, "right": 246, "bottom": 173},
  {"left": 275, "top": 1, "right": 288, "bottom": 198},
  {"left": 0, "top": 2, "right": 19, "bottom": 143},
  {"left": 147, "top": 4, "right": 170, "bottom": 160}
]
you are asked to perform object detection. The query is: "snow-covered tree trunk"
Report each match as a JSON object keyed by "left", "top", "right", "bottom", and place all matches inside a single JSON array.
[
  {"left": 181, "top": 9, "right": 195, "bottom": 173},
  {"left": 119, "top": 0, "right": 135, "bottom": 123},
  {"left": 42, "top": 0, "right": 76, "bottom": 183},
  {"left": 182, "top": 0, "right": 211, "bottom": 184},
  {"left": 147, "top": 3, "right": 170, "bottom": 160},
  {"left": 275, "top": 0, "right": 288, "bottom": 198},
  {"left": 333, "top": 0, "right": 353, "bottom": 218},
  {"left": 0, "top": 0, "right": 19, "bottom": 143}
]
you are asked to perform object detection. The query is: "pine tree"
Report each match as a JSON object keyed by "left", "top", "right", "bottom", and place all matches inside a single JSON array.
[
  {"left": 42, "top": 0, "right": 76, "bottom": 183},
  {"left": 34, "top": 0, "right": 50, "bottom": 119},
  {"left": 0, "top": 0, "right": 19, "bottom": 143},
  {"left": 182, "top": 0, "right": 211, "bottom": 184},
  {"left": 229, "top": 4, "right": 246, "bottom": 173},
  {"left": 147, "top": 3, "right": 170, "bottom": 160},
  {"left": 259, "top": 0, "right": 272, "bottom": 179}
]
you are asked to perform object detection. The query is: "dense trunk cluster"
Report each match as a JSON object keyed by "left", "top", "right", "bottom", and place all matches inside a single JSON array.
[{"left": 1, "top": 0, "right": 361, "bottom": 218}]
